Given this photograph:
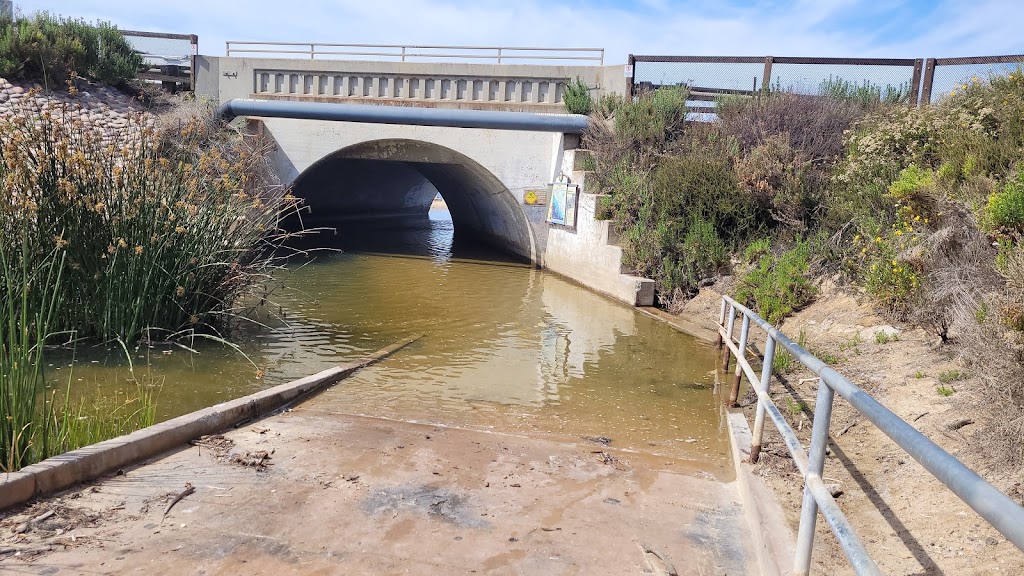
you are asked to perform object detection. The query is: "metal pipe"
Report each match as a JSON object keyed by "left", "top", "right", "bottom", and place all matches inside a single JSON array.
[
  {"left": 730, "top": 315, "right": 751, "bottom": 406},
  {"left": 794, "top": 378, "right": 836, "bottom": 575},
  {"left": 715, "top": 299, "right": 726, "bottom": 348},
  {"left": 750, "top": 335, "right": 775, "bottom": 463},
  {"left": 721, "top": 305, "right": 737, "bottom": 371},
  {"left": 721, "top": 294, "right": 1024, "bottom": 553},
  {"left": 216, "top": 99, "right": 589, "bottom": 133}
]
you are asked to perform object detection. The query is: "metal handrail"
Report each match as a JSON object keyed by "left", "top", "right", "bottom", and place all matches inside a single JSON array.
[
  {"left": 224, "top": 41, "right": 604, "bottom": 65},
  {"left": 716, "top": 294, "right": 1024, "bottom": 575}
]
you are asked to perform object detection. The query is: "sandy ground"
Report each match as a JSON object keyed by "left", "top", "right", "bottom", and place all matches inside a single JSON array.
[
  {"left": 682, "top": 282, "right": 1024, "bottom": 575},
  {"left": 0, "top": 385, "right": 754, "bottom": 575}
]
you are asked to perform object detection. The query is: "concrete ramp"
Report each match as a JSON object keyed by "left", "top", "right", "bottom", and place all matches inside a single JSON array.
[{"left": 2, "top": 392, "right": 754, "bottom": 575}]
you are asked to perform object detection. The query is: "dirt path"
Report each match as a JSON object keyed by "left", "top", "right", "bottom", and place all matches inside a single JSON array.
[
  {"left": 1, "top": 388, "right": 753, "bottom": 575},
  {"left": 683, "top": 284, "right": 1024, "bottom": 575}
]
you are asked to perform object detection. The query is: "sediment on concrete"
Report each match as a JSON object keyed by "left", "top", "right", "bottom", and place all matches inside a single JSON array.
[
  {"left": 726, "top": 410, "right": 796, "bottom": 576},
  {"left": 0, "top": 335, "right": 421, "bottom": 511}
]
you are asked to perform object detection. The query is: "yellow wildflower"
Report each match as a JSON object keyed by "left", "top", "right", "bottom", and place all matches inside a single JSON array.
[
  {"left": 175, "top": 226, "right": 186, "bottom": 234},
  {"left": 117, "top": 238, "right": 127, "bottom": 249},
  {"left": 134, "top": 245, "right": 144, "bottom": 255},
  {"left": 175, "top": 286, "right": 185, "bottom": 297}
]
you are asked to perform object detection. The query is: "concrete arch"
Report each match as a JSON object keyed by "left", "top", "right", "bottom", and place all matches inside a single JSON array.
[{"left": 290, "top": 138, "right": 536, "bottom": 262}]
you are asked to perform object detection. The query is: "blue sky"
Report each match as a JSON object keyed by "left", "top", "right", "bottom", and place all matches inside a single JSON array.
[{"left": 12, "top": 0, "right": 1024, "bottom": 63}]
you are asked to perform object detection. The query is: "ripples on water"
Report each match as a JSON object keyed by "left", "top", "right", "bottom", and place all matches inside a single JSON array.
[{"left": 54, "top": 208, "right": 731, "bottom": 474}]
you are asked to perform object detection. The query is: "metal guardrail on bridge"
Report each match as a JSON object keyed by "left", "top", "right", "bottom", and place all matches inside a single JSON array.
[
  {"left": 225, "top": 42, "right": 604, "bottom": 65},
  {"left": 716, "top": 295, "right": 1024, "bottom": 576}
]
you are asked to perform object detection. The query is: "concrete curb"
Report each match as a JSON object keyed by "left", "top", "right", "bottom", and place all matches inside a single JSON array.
[
  {"left": 726, "top": 409, "right": 796, "bottom": 576},
  {"left": 0, "top": 335, "right": 421, "bottom": 511},
  {"left": 636, "top": 306, "right": 718, "bottom": 343}
]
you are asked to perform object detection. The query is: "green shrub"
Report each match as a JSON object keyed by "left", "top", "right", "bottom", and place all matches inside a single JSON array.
[
  {"left": 818, "top": 76, "right": 913, "bottom": 107},
  {"left": 736, "top": 241, "right": 817, "bottom": 324},
  {"left": 594, "top": 92, "right": 624, "bottom": 119},
  {"left": 0, "top": 12, "right": 141, "bottom": 86},
  {"left": 0, "top": 102, "right": 297, "bottom": 342},
  {"left": 563, "top": 77, "right": 593, "bottom": 115},
  {"left": 613, "top": 85, "right": 688, "bottom": 149},
  {"left": 987, "top": 171, "right": 1024, "bottom": 232}
]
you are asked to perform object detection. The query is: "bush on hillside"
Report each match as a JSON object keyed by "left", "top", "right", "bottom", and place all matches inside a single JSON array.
[
  {"left": 736, "top": 241, "right": 817, "bottom": 324},
  {"left": 0, "top": 100, "right": 297, "bottom": 342},
  {"left": 0, "top": 13, "right": 141, "bottom": 86},
  {"left": 563, "top": 77, "right": 593, "bottom": 115}
]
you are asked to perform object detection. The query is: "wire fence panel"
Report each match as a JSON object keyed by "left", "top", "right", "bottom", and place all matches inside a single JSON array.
[
  {"left": 924, "top": 56, "right": 1024, "bottom": 102},
  {"left": 768, "top": 61, "right": 918, "bottom": 103},
  {"left": 631, "top": 53, "right": 1023, "bottom": 109},
  {"left": 633, "top": 57, "right": 764, "bottom": 93}
]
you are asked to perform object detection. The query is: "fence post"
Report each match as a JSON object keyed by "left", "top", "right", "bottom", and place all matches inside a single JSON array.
[
  {"left": 920, "top": 58, "right": 936, "bottom": 105},
  {"left": 310, "top": 44, "right": 315, "bottom": 59},
  {"left": 729, "top": 315, "right": 751, "bottom": 406},
  {"left": 401, "top": 46, "right": 406, "bottom": 62},
  {"left": 626, "top": 54, "right": 636, "bottom": 100},
  {"left": 715, "top": 299, "right": 726, "bottom": 348},
  {"left": 761, "top": 56, "right": 774, "bottom": 93},
  {"left": 497, "top": 47, "right": 502, "bottom": 64},
  {"left": 721, "top": 305, "right": 737, "bottom": 371},
  {"left": 910, "top": 58, "right": 924, "bottom": 106},
  {"left": 750, "top": 335, "right": 776, "bottom": 463},
  {"left": 794, "top": 380, "right": 837, "bottom": 575}
]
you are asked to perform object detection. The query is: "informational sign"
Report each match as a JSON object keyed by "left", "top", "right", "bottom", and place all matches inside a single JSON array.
[
  {"left": 548, "top": 182, "right": 568, "bottom": 225},
  {"left": 547, "top": 182, "right": 579, "bottom": 228},
  {"left": 624, "top": 64, "right": 634, "bottom": 78},
  {"left": 524, "top": 190, "right": 538, "bottom": 205}
]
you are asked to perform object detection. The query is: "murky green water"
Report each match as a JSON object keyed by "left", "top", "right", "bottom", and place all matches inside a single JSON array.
[{"left": 51, "top": 208, "right": 731, "bottom": 473}]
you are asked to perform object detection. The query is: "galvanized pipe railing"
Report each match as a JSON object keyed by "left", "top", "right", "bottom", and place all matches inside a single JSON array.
[
  {"left": 225, "top": 41, "right": 605, "bottom": 65},
  {"left": 717, "top": 294, "right": 1024, "bottom": 575}
]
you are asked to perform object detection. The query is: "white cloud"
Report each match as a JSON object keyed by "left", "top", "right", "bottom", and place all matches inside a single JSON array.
[{"left": 12, "top": 0, "right": 1024, "bottom": 63}]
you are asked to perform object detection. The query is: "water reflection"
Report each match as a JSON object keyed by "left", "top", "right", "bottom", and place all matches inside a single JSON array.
[{"left": 54, "top": 207, "right": 731, "bottom": 475}]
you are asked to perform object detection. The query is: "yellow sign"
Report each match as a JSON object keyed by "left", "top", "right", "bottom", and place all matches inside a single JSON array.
[{"left": 524, "top": 190, "right": 538, "bottom": 205}]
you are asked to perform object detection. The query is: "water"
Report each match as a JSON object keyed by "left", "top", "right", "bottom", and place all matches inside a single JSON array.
[{"left": 52, "top": 207, "right": 732, "bottom": 476}]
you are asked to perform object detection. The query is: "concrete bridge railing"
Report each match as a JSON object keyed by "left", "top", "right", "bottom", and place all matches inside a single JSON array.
[{"left": 195, "top": 56, "right": 627, "bottom": 113}]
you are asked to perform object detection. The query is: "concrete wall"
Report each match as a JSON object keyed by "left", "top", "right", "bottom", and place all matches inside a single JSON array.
[
  {"left": 196, "top": 56, "right": 627, "bottom": 112},
  {"left": 544, "top": 189, "right": 655, "bottom": 307}
]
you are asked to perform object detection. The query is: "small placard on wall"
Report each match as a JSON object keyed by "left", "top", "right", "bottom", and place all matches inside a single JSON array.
[
  {"left": 524, "top": 188, "right": 547, "bottom": 205},
  {"left": 547, "top": 183, "right": 579, "bottom": 228}
]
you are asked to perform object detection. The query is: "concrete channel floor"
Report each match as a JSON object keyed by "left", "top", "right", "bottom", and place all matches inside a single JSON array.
[{"left": 2, "top": 389, "right": 754, "bottom": 575}]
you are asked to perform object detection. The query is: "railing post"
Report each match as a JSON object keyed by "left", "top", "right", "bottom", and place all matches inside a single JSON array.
[
  {"left": 715, "top": 299, "right": 726, "bottom": 348},
  {"left": 497, "top": 47, "right": 502, "bottom": 64},
  {"left": 401, "top": 46, "right": 406, "bottom": 62},
  {"left": 729, "top": 315, "right": 751, "bottom": 406},
  {"left": 750, "top": 335, "right": 776, "bottom": 463},
  {"left": 794, "top": 380, "right": 837, "bottom": 576},
  {"left": 225, "top": 41, "right": 230, "bottom": 57},
  {"left": 310, "top": 43, "right": 315, "bottom": 59},
  {"left": 721, "top": 305, "right": 737, "bottom": 371}
]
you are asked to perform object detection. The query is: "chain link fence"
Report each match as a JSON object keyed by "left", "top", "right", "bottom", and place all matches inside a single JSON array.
[
  {"left": 630, "top": 53, "right": 1024, "bottom": 111},
  {"left": 630, "top": 55, "right": 923, "bottom": 112},
  {"left": 120, "top": 30, "right": 198, "bottom": 91},
  {"left": 923, "top": 55, "right": 1024, "bottom": 103}
]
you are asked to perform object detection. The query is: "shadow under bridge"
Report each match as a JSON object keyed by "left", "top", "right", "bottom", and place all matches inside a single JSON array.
[{"left": 289, "top": 138, "right": 535, "bottom": 261}]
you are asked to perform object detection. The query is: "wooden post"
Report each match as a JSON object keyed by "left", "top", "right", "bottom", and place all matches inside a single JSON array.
[
  {"left": 910, "top": 58, "right": 923, "bottom": 106},
  {"left": 626, "top": 54, "right": 636, "bottom": 100},
  {"left": 920, "top": 58, "right": 936, "bottom": 105},
  {"left": 761, "top": 56, "right": 774, "bottom": 93}
]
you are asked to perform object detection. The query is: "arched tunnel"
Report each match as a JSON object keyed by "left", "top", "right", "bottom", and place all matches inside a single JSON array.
[{"left": 288, "top": 139, "right": 536, "bottom": 262}]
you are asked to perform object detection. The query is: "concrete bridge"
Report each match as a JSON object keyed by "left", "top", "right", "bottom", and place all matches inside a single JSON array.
[{"left": 196, "top": 53, "right": 654, "bottom": 306}]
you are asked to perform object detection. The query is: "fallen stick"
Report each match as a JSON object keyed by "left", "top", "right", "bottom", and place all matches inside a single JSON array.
[{"left": 161, "top": 483, "right": 195, "bottom": 523}]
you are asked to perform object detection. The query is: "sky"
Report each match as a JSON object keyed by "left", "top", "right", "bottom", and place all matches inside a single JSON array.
[{"left": 11, "top": 0, "right": 1024, "bottom": 64}]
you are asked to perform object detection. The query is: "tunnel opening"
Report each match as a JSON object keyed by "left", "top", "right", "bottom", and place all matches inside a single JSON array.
[{"left": 286, "top": 139, "right": 535, "bottom": 263}]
